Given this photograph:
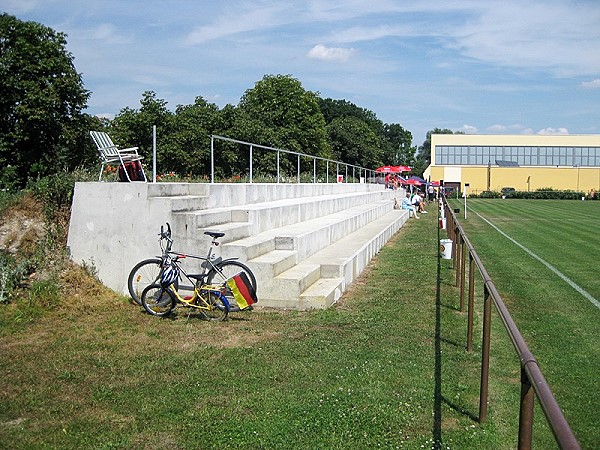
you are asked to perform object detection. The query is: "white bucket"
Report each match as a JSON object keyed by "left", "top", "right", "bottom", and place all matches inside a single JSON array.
[{"left": 440, "top": 239, "right": 453, "bottom": 259}]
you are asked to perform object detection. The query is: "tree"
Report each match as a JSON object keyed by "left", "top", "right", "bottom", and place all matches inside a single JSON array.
[
  {"left": 414, "top": 128, "right": 458, "bottom": 175},
  {"left": 162, "top": 96, "right": 223, "bottom": 176},
  {"left": 326, "top": 117, "right": 382, "bottom": 168},
  {"left": 110, "top": 91, "right": 173, "bottom": 154},
  {"left": 382, "top": 123, "right": 415, "bottom": 166},
  {"left": 0, "top": 14, "right": 91, "bottom": 189},
  {"left": 237, "top": 75, "right": 331, "bottom": 175},
  {"left": 319, "top": 98, "right": 414, "bottom": 169}
]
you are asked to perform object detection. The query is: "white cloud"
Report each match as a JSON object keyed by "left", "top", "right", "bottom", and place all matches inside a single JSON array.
[
  {"left": 94, "top": 112, "right": 115, "bottom": 120},
  {"left": 307, "top": 44, "right": 354, "bottom": 62},
  {"left": 457, "top": 124, "right": 477, "bottom": 134},
  {"left": 450, "top": 1, "right": 600, "bottom": 76},
  {"left": 487, "top": 124, "right": 528, "bottom": 133},
  {"left": 184, "top": 4, "right": 288, "bottom": 45},
  {"left": 89, "top": 23, "right": 132, "bottom": 44},
  {"left": 581, "top": 79, "right": 600, "bottom": 89},
  {"left": 537, "top": 127, "right": 569, "bottom": 135}
]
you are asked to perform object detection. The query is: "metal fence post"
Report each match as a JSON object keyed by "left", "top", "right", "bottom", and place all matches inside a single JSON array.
[
  {"left": 479, "top": 284, "right": 491, "bottom": 422},
  {"left": 518, "top": 366, "right": 535, "bottom": 449},
  {"left": 210, "top": 135, "right": 214, "bottom": 184},
  {"left": 460, "top": 236, "right": 466, "bottom": 311},
  {"left": 467, "top": 253, "right": 475, "bottom": 352},
  {"left": 249, "top": 144, "right": 253, "bottom": 183}
]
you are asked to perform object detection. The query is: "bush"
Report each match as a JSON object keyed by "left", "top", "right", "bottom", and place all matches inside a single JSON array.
[{"left": 471, "top": 188, "right": 586, "bottom": 200}]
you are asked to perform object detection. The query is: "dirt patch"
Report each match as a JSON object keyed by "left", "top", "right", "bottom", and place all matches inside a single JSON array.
[{"left": 0, "top": 194, "right": 45, "bottom": 255}]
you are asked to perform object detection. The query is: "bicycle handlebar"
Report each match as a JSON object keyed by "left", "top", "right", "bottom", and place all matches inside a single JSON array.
[{"left": 159, "top": 222, "right": 173, "bottom": 253}]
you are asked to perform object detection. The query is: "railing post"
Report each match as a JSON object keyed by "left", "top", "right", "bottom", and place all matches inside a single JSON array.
[
  {"left": 313, "top": 158, "right": 317, "bottom": 183},
  {"left": 276, "top": 150, "right": 280, "bottom": 183},
  {"left": 518, "top": 367, "right": 535, "bottom": 450},
  {"left": 249, "top": 144, "right": 253, "bottom": 183},
  {"left": 455, "top": 230, "right": 461, "bottom": 287},
  {"left": 210, "top": 135, "right": 215, "bottom": 184},
  {"left": 297, "top": 154, "right": 300, "bottom": 183},
  {"left": 459, "top": 236, "right": 466, "bottom": 311},
  {"left": 479, "top": 284, "right": 491, "bottom": 422},
  {"left": 467, "top": 252, "right": 475, "bottom": 352}
]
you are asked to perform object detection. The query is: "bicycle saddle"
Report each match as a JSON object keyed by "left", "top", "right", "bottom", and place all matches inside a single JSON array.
[{"left": 204, "top": 231, "right": 225, "bottom": 238}]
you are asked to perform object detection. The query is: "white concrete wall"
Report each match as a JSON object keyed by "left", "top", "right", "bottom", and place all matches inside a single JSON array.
[{"left": 67, "top": 182, "right": 391, "bottom": 296}]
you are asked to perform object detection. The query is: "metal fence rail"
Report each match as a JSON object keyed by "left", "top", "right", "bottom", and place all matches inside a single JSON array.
[
  {"left": 210, "top": 135, "right": 376, "bottom": 184},
  {"left": 441, "top": 195, "right": 580, "bottom": 449}
]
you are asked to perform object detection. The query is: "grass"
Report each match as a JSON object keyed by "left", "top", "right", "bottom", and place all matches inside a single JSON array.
[
  {"left": 0, "top": 198, "right": 597, "bottom": 449},
  {"left": 448, "top": 198, "right": 600, "bottom": 449}
]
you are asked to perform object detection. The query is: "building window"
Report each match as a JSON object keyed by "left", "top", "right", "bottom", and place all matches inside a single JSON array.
[{"left": 433, "top": 144, "right": 600, "bottom": 167}]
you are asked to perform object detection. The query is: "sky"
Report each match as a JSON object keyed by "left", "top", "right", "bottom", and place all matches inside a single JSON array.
[{"left": 2, "top": 0, "right": 600, "bottom": 146}]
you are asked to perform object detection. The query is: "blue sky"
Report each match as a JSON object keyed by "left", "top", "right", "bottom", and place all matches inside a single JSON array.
[{"left": 3, "top": 0, "right": 600, "bottom": 146}]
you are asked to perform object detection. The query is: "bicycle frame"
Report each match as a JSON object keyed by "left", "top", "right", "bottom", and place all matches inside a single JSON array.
[{"left": 166, "top": 256, "right": 232, "bottom": 312}]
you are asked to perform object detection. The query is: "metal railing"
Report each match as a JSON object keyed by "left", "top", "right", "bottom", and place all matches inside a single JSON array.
[
  {"left": 210, "top": 135, "right": 376, "bottom": 184},
  {"left": 440, "top": 195, "right": 580, "bottom": 449}
]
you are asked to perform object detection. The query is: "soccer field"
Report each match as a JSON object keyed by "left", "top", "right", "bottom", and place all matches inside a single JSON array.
[{"left": 447, "top": 198, "right": 599, "bottom": 448}]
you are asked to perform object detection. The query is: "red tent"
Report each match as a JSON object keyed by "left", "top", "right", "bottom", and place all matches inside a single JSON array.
[
  {"left": 375, "top": 165, "right": 412, "bottom": 173},
  {"left": 375, "top": 165, "right": 399, "bottom": 173}
]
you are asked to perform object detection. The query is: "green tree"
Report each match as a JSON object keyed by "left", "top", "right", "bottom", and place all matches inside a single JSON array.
[
  {"left": 110, "top": 91, "right": 173, "bottom": 155},
  {"left": 237, "top": 74, "right": 331, "bottom": 175},
  {"left": 326, "top": 117, "right": 382, "bottom": 168},
  {"left": 319, "top": 98, "right": 382, "bottom": 133},
  {"left": 161, "top": 96, "right": 223, "bottom": 176},
  {"left": 414, "top": 128, "right": 458, "bottom": 175},
  {"left": 382, "top": 123, "right": 415, "bottom": 166},
  {"left": 319, "top": 98, "right": 413, "bottom": 169},
  {"left": 0, "top": 14, "right": 91, "bottom": 189}
]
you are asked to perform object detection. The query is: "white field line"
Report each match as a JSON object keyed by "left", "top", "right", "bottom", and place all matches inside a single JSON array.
[{"left": 468, "top": 206, "right": 600, "bottom": 310}]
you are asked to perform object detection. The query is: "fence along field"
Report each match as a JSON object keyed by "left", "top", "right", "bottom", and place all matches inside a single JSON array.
[{"left": 449, "top": 197, "right": 599, "bottom": 448}]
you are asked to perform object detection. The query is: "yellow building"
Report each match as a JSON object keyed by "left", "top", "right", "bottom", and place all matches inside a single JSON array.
[{"left": 423, "top": 134, "right": 600, "bottom": 195}]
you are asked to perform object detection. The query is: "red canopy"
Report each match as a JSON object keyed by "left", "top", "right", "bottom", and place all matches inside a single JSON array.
[
  {"left": 375, "top": 166, "right": 397, "bottom": 173},
  {"left": 401, "top": 178, "right": 422, "bottom": 186},
  {"left": 375, "top": 165, "right": 412, "bottom": 173}
]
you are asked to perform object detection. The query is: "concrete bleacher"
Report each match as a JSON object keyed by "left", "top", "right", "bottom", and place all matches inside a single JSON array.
[{"left": 67, "top": 182, "right": 409, "bottom": 309}]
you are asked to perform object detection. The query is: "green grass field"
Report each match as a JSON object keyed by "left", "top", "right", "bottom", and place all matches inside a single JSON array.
[
  {"left": 0, "top": 198, "right": 597, "bottom": 449},
  {"left": 448, "top": 198, "right": 600, "bottom": 449}
]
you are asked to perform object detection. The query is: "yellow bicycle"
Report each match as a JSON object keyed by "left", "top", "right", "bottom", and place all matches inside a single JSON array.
[{"left": 140, "top": 255, "right": 229, "bottom": 320}]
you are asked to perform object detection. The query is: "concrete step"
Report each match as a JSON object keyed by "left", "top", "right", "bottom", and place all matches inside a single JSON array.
[
  {"left": 155, "top": 195, "right": 210, "bottom": 212},
  {"left": 220, "top": 199, "right": 393, "bottom": 262},
  {"left": 258, "top": 209, "right": 409, "bottom": 309},
  {"left": 174, "top": 189, "right": 395, "bottom": 237}
]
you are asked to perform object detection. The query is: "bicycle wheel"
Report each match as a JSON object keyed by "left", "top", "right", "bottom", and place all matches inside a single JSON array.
[
  {"left": 128, "top": 258, "right": 179, "bottom": 305},
  {"left": 207, "top": 260, "right": 257, "bottom": 308},
  {"left": 141, "top": 283, "right": 176, "bottom": 317},
  {"left": 128, "top": 258, "right": 162, "bottom": 305},
  {"left": 199, "top": 291, "right": 229, "bottom": 321}
]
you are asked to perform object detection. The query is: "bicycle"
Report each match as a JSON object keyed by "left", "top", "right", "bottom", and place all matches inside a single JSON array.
[
  {"left": 140, "top": 254, "right": 230, "bottom": 320},
  {"left": 127, "top": 223, "right": 257, "bottom": 310}
]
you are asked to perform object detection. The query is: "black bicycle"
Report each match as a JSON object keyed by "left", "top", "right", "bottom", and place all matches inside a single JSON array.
[{"left": 127, "top": 223, "right": 257, "bottom": 309}]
